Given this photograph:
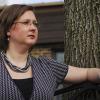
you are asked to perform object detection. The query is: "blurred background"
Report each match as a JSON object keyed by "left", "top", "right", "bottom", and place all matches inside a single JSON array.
[{"left": 0, "top": 0, "right": 63, "bottom": 6}]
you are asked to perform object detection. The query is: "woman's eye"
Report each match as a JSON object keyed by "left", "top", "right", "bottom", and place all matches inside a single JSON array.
[
  {"left": 34, "top": 22, "right": 38, "bottom": 26},
  {"left": 23, "top": 21, "right": 29, "bottom": 25}
]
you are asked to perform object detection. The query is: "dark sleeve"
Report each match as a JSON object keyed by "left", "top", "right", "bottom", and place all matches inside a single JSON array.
[{"left": 39, "top": 57, "right": 69, "bottom": 84}]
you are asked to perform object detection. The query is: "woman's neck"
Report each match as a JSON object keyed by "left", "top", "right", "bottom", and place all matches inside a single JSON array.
[
  {"left": 6, "top": 48, "right": 29, "bottom": 68},
  {"left": 8, "top": 41, "right": 31, "bottom": 54},
  {"left": 5, "top": 41, "right": 32, "bottom": 67},
  {"left": 6, "top": 50, "right": 28, "bottom": 60}
]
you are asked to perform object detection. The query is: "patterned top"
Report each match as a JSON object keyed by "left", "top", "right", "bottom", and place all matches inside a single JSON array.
[{"left": 0, "top": 52, "right": 68, "bottom": 100}]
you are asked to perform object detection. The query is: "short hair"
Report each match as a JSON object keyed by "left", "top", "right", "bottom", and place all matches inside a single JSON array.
[{"left": 0, "top": 4, "right": 35, "bottom": 51}]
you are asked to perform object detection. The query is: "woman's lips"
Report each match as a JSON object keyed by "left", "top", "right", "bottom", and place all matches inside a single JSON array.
[{"left": 27, "top": 34, "right": 36, "bottom": 39}]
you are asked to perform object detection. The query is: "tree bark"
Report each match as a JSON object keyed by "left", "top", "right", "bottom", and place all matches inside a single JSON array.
[{"left": 64, "top": 0, "right": 100, "bottom": 99}]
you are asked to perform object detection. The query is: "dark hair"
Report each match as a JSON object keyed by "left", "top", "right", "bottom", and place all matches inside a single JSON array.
[{"left": 0, "top": 4, "right": 35, "bottom": 51}]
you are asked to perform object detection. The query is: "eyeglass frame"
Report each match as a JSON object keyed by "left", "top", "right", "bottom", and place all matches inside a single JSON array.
[{"left": 13, "top": 20, "right": 39, "bottom": 28}]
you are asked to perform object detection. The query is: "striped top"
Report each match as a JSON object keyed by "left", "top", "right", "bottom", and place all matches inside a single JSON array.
[{"left": 0, "top": 52, "right": 68, "bottom": 100}]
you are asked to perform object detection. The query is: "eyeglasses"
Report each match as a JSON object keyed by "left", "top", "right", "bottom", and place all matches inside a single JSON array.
[{"left": 14, "top": 20, "right": 39, "bottom": 28}]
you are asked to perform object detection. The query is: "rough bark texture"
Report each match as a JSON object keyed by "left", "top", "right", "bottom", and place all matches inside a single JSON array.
[{"left": 64, "top": 0, "right": 100, "bottom": 100}]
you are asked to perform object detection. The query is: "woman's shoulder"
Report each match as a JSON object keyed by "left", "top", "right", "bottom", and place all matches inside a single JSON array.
[
  {"left": 31, "top": 55, "right": 49, "bottom": 60},
  {"left": 30, "top": 55, "right": 68, "bottom": 67},
  {"left": 30, "top": 55, "right": 59, "bottom": 67},
  {"left": 30, "top": 55, "right": 55, "bottom": 63}
]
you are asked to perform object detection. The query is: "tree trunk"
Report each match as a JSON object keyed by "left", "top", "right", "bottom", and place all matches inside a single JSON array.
[{"left": 64, "top": 0, "right": 100, "bottom": 99}]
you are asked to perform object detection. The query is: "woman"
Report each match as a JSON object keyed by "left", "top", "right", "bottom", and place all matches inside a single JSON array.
[{"left": 0, "top": 4, "right": 99, "bottom": 100}]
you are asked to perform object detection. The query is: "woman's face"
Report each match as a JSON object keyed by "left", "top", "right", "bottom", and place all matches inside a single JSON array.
[{"left": 7, "top": 10, "right": 38, "bottom": 48}]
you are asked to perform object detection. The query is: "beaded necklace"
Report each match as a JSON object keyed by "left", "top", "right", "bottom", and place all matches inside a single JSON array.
[{"left": 1, "top": 51, "right": 31, "bottom": 73}]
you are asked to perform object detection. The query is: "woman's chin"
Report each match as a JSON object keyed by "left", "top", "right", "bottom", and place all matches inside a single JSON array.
[{"left": 26, "top": 40, "right": 37, "bottom": 46}]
